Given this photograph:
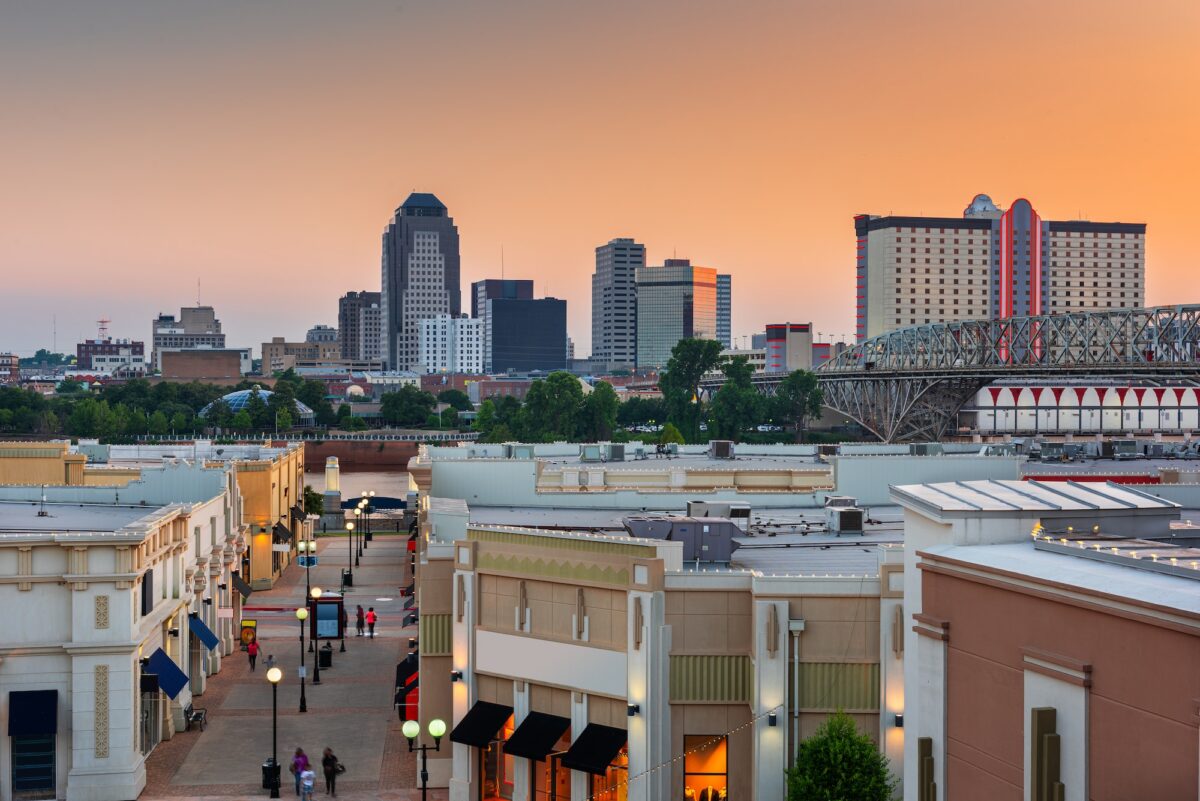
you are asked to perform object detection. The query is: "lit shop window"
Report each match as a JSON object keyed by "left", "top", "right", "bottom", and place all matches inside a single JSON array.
[{"left": 684, "top": 735, "right": 727, "bottom": 801}]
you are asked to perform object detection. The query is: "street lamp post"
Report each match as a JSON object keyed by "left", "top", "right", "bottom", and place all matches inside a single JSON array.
[
  {"left": 402, "top": 718, "right": 447, "bottom": 801},
  {"left": 295, "top": 608, "right": 308, "bottom": 713},
  {"left": 310, "top": 587, "right": 323, "bottom": 685},
  {"left": 266, "top": 666, "right": 283, "bottom": 798},
  {"left": 360, "top": 492, "right": 370, "bottom": 548},
  {"left": 346, "top": 521, "right": 355, "bottom": 580}
]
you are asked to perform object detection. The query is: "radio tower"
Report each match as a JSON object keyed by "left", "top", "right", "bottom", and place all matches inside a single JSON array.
[{"left": 97, "top": 318, "right": 111, "bottom": 341}]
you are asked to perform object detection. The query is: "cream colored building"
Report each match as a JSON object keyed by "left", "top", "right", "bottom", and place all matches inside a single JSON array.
[{"left": 0, "top": 462, "right": 247, "bottom": 801}]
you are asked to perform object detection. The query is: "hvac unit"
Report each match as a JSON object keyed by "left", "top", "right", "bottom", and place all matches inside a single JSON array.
[
  {"left": 511, "top": 445, "right": 536, "bottom": 460},
  {"left": 580, "top": 444, "right": 602, "bottom": 462},
  {"left": 824, "top": 495, "right": 864, "bottom": 535},
  {"left": 710, "top": 440, "right": 735, "bottom": 459},
  {"left": 605, "top": 444, "right": 625, "bottom": 462}
]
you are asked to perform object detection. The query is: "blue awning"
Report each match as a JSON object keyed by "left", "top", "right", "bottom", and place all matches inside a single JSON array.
[
  {"left": 8, "top": 690, "right": 57, "bottom": 736},
  {"left": 189, "top": 615, "right": 220, "bottom": 651},
  {"left": 146, "top": 648, "right": 189, "bottom": 699}
]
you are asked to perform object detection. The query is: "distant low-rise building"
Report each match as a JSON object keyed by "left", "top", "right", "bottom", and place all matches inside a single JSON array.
[
  {"left": 338, "top": 291, "right": 383, "bottom": 362},
  {"left": 260, "top": 337, "right": 341, "bottom": 374},
  {"left": 76, "top": 338, "right": 147, "bottom": 376},
  {"left": 305, "top": 324, "right": 338, "bottom": 344},
  {"left": 419, "top": 314, "right": 484, "bottom": 375},
  {"left": 0, "top": 353, "right": 18, "bottom": 383},
  {"left": 151, "top": 306, "right": 226, "bottom": 370},
  {"left": 159, "top": 348, "right": 250, "bottom": 381}
]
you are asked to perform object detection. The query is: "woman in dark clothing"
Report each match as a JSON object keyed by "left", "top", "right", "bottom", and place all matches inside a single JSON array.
[
  {"left": 355, "top": 605, "right": 365, "bottom": 637},
  {"left": 321, "top": 747, "right": 340, "bottom": 796}
]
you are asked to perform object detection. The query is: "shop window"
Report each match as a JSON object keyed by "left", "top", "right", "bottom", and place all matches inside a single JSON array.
[
  {"left": 11, "top": 735, "right": 55, "bottom": 800},
  {"left": 684, "top": 736, "right": 727, "bottom": 801},
  {"left": 590, "top": 745, "right": 629, "bottom": 801},
  {"left": 482, "top": 717, "right": 516, "bottom": 800}
]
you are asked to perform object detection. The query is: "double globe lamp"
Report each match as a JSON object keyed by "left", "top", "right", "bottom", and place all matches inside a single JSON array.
[
  {"left": 402, "top": 718, "right": 446, "bottom": 801},
  {"left": 266, "top": 666, "right": 284, "bottom": 797}
]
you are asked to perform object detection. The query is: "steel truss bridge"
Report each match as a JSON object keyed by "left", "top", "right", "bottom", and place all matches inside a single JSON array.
[{"left": 704, "top": 305, "right": 1200, "bottom": 442}]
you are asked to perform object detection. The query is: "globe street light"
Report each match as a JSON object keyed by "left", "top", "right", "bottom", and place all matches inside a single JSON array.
[
  {"left": 346, "top": 520, "right": 356, "bottom": 577},
  {"left": 403, "top": 718, "right": 447, "bottom": 801},
  {"left": 295, "top": 607, "right": 308, "bottom": 713},
  {"left": 266, "top": 666, "right": 283, "bottom": 798},
  {"left": 310, "top": 587, "right": 323, "bottom": 685},
  {"left": 351, "top": 511, "right": 360, "bottom": 567}
]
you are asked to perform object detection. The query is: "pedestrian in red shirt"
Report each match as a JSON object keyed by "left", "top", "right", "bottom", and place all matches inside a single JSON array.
[
  {"left": 247, "top": 639, "right": 259, "bottom": 671},
  {"left": 365, "top": 607, "right": 377, "bottom": 638}
]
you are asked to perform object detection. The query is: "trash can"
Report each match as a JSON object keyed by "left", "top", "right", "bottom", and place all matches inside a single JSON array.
[
  {"left": 318, "top": 643, "right": 333, "bottom": 669},
  {"left": 262, "top": 759, "right": 280, "bottom": 790},
  {"left": 365, "top": 531, "right": 373, "bottom": 542},
  {"left": 342, "top": 568, "right": 353, "bottom": 588}
]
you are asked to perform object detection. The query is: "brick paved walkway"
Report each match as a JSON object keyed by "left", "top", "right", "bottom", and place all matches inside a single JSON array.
[{"left": 141, "top": 534, "right": 446, "bottom": 801}]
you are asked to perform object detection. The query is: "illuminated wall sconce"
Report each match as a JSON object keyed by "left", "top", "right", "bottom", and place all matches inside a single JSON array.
[
  {"left": 168, "top": 627, "right": 180, "bottom": 637},
  {"left": 408, "top": 638, "right": 418, "bottom": 649},
  {"left": 894, "top": 713, "right": 904, "bottom": 728},
  {"left": 768, "top": 713, "right": 778, "bottom": 727},
  {"left": 449, "top": 670, "right": 463, "bottom": 682},
  {"left": 203, "top": 598, "right": 213, "bottom": 606},
  {"left": 627, "top": 704, "right": 640, "bottom": 717}
]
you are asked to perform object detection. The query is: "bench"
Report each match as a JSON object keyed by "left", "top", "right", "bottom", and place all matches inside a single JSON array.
[{"left": 184, "top": 702, "right": 208, "bottom": 731}]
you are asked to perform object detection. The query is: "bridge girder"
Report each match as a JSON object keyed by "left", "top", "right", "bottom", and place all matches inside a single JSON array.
[{"left": 819, "top": 374, "right": 988, "bottom": 443}]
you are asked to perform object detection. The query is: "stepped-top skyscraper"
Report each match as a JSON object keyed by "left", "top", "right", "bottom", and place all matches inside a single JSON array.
[
  {"left": 592, "top": 238, "right": 644, "bottom": 369},
  {"left": 380, "top": 193, "right": 461, "bottom": 370}
]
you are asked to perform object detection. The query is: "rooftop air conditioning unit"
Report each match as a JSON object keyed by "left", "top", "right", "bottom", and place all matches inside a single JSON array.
[
  {"left": 606, "top": 444, "right": 625, "bottom": 462},
  {"left": 511, "top": 445, "right": 536, "bottom": 460},
  {"left": 710, "top": 440, "right": 735, "bottom": 459},
  {"left": 580, "top": 444, "right": 602, "bottom": 462},
  {"left": 826, "top": 504, "right": 865, "bottom": 535}
]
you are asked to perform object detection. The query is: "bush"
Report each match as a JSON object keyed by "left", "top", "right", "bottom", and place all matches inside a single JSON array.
[{"left": 787, "top": 711, "right": 896, "bottom": 801}]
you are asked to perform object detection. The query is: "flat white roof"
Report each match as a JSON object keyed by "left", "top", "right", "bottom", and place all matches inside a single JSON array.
[
  {"left": 924, "top": 541, "right": 1200, "bottom": 616},
  {"left": 892, "top": 479, "right": 1178, "bottom": 514}
]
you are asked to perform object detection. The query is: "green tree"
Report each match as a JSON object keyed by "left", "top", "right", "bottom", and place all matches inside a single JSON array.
[
  {"left": 774, "top": 370, "right": 825, "bottom": 443},
  {"left": 303, "top": 485, "right": 324, "bottom": 516},
  {"left": 580, "top": 381, "right": 619, "bottom": 441},
  {"left": 57, "top": 379, "right": 85, "bottom": 394},
  {"left": 148, "top": 410, "right": 169, "bottom": 435},
  {"left": 787, "top": 712, "right": 896, "bottom": 801},
  {"left": 169, "top": 411, "right": 189, "bottom": 432},
  {"left": 522, "top": 372, "right": 584, "bottom": 441},
  {"left": 658, "top": 422, "right": 685, "bottom": 445},
  {"left": 437, "top": 389, "right": 472, "bottom": 411},
  {"left": 616, "top": 396, "right": 666, "bottom": 428},
  {"left": 472, "top": 399, "right": 497, "bottom": 437},
  {"left": 275, "top": 409, "right": 294, "bottom": 431},
  {"left": 342, "top": 415, "right": 368, "bottom": 431},
  {"left": 659, "top": 338, "right": 724, "bottom": 442},
  {"left": 231, "top": 410, "right": 253, "bottom": 432},
  {"left": 380, "top": 385, "right": 437, "bottom": 426},
  {"left": 439, "top": 407, "right": 460, "bottom": 428},
  {"left": 245, "top": 387, "right": 271, "bottom": 429},
  {"left": 707, "top": 356, "right": 762, "bottom": 441},
  {"left": 204, "top": 398, "right": 233, "bottom": 429},
  {"left": 66, "top": 398, "right": 117, "bottom": 438}
]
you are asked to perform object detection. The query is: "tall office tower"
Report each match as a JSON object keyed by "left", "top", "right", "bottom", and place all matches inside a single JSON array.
[
  {"left": 150, "top": 306, "right": 226, "bottom": 370},
  {"left": 592, "top": 238, "right": 645, "bottom": 368},
  {"left": 716, "top": 273, "right": 732, "bottom": 348},
  {"left": 338, "top": 291, "right": 382, "bottom": 360},
  {"left": 486, "top": 298, "right": 568, "bottom": 373},
  {"left": 380, "top": 193, "right": 461, "bottom": 370},
  {"left": 471, "top": 279, "right": 533, "bottom": 319},
  {"left": 635, "top": 259, "right": 718, "bottom": 369},
  {"left": 855, "top": 193, "right": 1146, "bottom": 342},
  {"left": 418, "top": 314, "right": 484, "bottom": 374}
]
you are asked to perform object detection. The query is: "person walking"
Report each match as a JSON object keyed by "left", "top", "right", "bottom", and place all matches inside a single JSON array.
[
  {"left": 355, "top": 605, "right": 365, "bottom": 637},
  {"left": 321, "top": 747, "right": 340, "bottom": 796},
  {"left": 365, "top": 607, "right": 377, "bottom": 638},
  {"left": 289, "top": 748, "right": 310, "bottom": 796},
  {"left": 300, "top": 765, "right": 316, "bottom": 801},
  {"left": 247, "top": 639, "right": 259, "bottom": 671}
]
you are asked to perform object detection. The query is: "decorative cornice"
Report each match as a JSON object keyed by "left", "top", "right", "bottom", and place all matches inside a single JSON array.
[
  {"left": 1021, "top": 647, "right": 1092, "bottom": 687},
  {"left": 912, "top": 613, "right": 949, "bottom": 642}
]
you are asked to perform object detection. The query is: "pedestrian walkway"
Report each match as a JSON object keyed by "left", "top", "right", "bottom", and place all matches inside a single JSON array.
[{"left": 140, "top": 534, "right": 445, "bottom": 801}]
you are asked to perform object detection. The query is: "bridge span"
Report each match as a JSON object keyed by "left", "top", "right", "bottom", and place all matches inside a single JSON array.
[{"left": 707, "top": 305, "right": 1200, "bottom": 442}]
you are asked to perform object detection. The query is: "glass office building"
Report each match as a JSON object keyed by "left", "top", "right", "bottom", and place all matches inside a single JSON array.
[{"left": 635, "top": 259, "right": 718, "bottom": 369}]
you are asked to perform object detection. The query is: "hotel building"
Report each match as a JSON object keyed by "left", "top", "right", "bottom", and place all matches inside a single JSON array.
[{"left": 855, "top": 194, "right": 1146, "bottom": 341}]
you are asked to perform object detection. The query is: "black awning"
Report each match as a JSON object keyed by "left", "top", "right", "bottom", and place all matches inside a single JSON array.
[
  {"left": 231, "top": 572, "right": 253, "bottom": 599},
  {"left": 560, "top": 723, "right": 627, "bottom": 775},
  {"left": 503, "top": 711, "right": 571, "bottom": 761},
  {"left": 8, "top": 690, "right": 57, "bottom": 737},
  {"left": 272, "top": 521, "right": 293, "bottom": 542},
  {"left": 449, "top": 701, "right": 514, "bottom": 748},
  {"left": 291, "top": 504, "right": 307, "bottom": 521}
]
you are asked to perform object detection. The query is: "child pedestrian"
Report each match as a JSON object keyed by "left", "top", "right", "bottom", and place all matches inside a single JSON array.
[
  {"left": 247, "top": 639, "right": 259, "bottom": 671},
  {"left": 300, "top": 766, "right": 316, "bottom": 801},
  {"left": 321, "top": 747, "right": 340, "bottom": 796},
  {"left": 366, "top": 607, "right": 377, "bottom": 638},
  {"left": 355, "top": 605, "right": 365, "bottom": 637},
  {"left": 290, "top": 748, "right": 310, "bottom": 796}
]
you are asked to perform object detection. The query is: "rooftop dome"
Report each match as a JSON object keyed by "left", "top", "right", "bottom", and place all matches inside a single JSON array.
[
  {"left": 200, "top": 387, "right": 314, "bottom": 425},
  {"left": 963, "top": 193, "right": 1002, "bottom": 217}
]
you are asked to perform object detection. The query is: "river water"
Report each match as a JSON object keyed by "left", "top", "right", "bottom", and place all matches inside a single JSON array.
[{"left": 303, "top": 469, "right": 412, "bottom": 500}]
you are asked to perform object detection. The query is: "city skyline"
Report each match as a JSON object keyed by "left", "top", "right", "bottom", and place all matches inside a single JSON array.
[{"left": 2, "top": 0, "right": 1197, "bottom": 357}]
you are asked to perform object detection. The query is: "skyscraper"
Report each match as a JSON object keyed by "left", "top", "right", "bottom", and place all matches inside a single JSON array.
[
  {"left": 716, "top": 273, "right": 732, "bottom": 348},
  {"left": 592, "top": 238, "right": 644, "bottom": 368},
  {"left": 380, "top": 193, "right": 461, "bottom": 370},
  {"left": 635, "top": 259, "right": 717, "bottom": 369},
  {"left": 855, "top": 193, "right": 1146, "bottom": 341},
  {"left": 486, "top": 298, "right": 568, "bottom": 373},
  {"left": 471, "top": 279, "right": 533, "bottom": 319},
  {"left": 338, "top": 291, "right": 382, "bottom": 361}
]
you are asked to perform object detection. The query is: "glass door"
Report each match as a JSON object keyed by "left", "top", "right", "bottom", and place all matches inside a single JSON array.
[{"left": 11, "top": 735, "right": 55, "bottom": 800}]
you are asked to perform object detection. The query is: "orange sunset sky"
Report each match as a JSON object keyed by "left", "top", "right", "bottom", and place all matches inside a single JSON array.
[{"left": 2, "top": 0, "right": 1198, "bottom": 356}]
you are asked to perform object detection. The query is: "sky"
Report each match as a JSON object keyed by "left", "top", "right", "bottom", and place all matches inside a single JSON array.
[{"left": 2, "top": 0, "right": 1198, "bottom": 357}]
